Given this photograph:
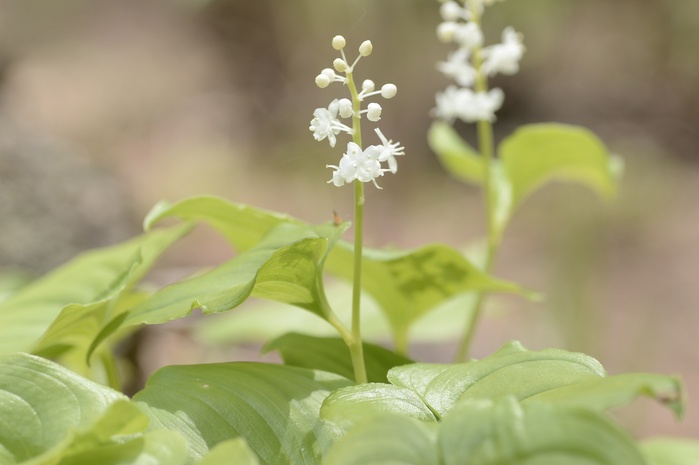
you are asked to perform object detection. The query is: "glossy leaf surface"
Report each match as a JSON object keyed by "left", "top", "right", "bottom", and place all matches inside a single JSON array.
[{"left": 134, "top": 362, "right": 352, "bottom": 465}]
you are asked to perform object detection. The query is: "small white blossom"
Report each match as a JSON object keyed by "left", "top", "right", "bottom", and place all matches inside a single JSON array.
[
  {"left": 381, "top": 84, "right": 397, "bottom": 99},
  {"left": 309, "top": 99, "right": 353, "bottom": 147},
  {"left": 338, "top": 98, "right": 354, "bottom": 118},
  {"left": 454, "top": 22, "right": 483, "bottom": 50},
  {"left": 436, "top": 21, "right": 459, "bottom": 43},
  {"left": 437, "top": 48, "right": 477, "bottom": 87},
  {"left": 440, "top": 1, "right": 468, "bottom": 21},
  {"left": 482, "top": 27, "right": 525, "bottom": 76},
  {"left": 327, "top": 141, "right": 388, "bottom": 188},
  {"left": 332, "top": 35, "right": 346, "bottom": 50},
  {"left": 367, "top": 102, "right": 382, "bottom": 122},
  {"left": 333, "top": 58, "right": 348, "bottom": 72},
  {"left": 373, "top": 128, "right": 405, "bottom": 174},
  {"left": 315, "top": 74, "right": 330, "bottom": 88},
  {"left": 359, "top": 40, "right": 373, "bottom": 57},
  {"left": 434, "top": 86, "right": 504, "bottom": 123},
  {"left": 362, "top": 79, "right": 375, "bottom": 92}
]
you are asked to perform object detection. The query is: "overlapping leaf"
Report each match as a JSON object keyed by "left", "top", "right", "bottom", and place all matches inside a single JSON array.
[
  {"left": 88, "top": 222, "right": 347, "bottom": 358},
  {"left": 265, "top": 332, "right": 412, "bottom": 383},
  {"left": 429, "top": 122, "right": 621, "bottom": 236},
  {"left": 321, "top": 341, "right": 684, "bottom": 430},
  {"left": 144, "top": 196, "right": 527, "bottom": 346},
  {"left": 0, "top": 353, "right": 186, "bottom": 465},
  {"left": 641, "top": 438, "right": 699, "bottom": 465},
  {"left": 0, "top": 225, "right": 190, "bottom": 355},
  {"left": 133, "top": 362, "right": 352, "bottom": 465},
  {"left": 323, "top": 397, "right": 647, "bottom": 465}
]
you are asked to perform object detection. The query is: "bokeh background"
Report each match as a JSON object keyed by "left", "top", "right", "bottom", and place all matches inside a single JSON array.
[{"left": 1, "top": 0, "right": 697, "bottom": 438}]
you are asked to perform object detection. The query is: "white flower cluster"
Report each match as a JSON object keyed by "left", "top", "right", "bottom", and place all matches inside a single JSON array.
[
  {"left": 434, "top": 0, "right": 524, "bottom": 123},
  {"left": 309, "top": 36, "right": 404, "bottom": 189}
]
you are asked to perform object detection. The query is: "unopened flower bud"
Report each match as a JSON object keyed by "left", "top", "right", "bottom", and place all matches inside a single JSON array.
[
  {"left": 333, "top": 58, "right": 348, "bottom": 72},
  {"left": 440, "top": 1, "right": 463, "bottom": 21},
  {"left": 362, "top": 79, "right": 375, "bottom": 92},
  {"left": 321, "top": 68, "right": 336, "bottom": 80},
  {"left": 315, "top": 74, "right": 330, "bottom": 88},
  {"left": 338, "top": 98, "right": 353, "bottom": 118},
  {"left": 381, "top": 83, "right": 397, "bottom": 99},
  {"left": 367, "top": 102, "right": 382, "bottom": 122},
  {"left": 437, "top": 21, "right": 458, "bottom": 43},
  {"left": 359, "top": 40, "right": 373, "bottom": 57},
  {"left": 332, "top": 35, "right": 346, "bottom": 50}
]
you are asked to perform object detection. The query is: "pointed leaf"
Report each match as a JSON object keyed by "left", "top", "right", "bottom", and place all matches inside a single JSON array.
[
  {"left": 133, "top": 362, "right": 352, "bottom": 465},
  {"left": 439, "top": 397, "right": 647, "bottom": 465},
  {"left": 264, "top": 332, "right": 412, "bottom": 383},
  {"left": 323, "top": 415, "right": 439, "bottom": 465},
  {"left": 0, "top": 225, "right": 190, "bottom": 354},
  {"left": 325, "top": 244, "right": 529, "bottom": 343},
  {"left": 428, "top": 121, "right": 484, "bottom": 184},
  {"left": 388, "top": 341, "right": 606, "bottom": 416},
  {"left": 144, "top": 196, "right": 303, "bottom": 252},
  {"left": 90, "top": 222, "right": 347, "bottom": 357},
  {"left": 641, "top": 438, "right": 699, "bottom": 465},
  {"left": 499, "top": 123, "right": 619, "bottom": 214}
]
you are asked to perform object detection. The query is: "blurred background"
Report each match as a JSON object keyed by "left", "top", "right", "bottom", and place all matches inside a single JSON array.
[{"left": 0, "top": 0, "right": 697, "bottom": 438}]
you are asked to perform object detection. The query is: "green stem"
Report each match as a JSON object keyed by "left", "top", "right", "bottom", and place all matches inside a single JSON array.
[
  {"left": 345, "top": 65, "right": 368, "bottom": 383},
  {"left": 454, "top": 3, "right": 500, "bottom": 362}
]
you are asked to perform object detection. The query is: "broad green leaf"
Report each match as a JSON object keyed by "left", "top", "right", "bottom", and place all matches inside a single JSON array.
[
  {"left": 325, "top": 243, "right": 529, "bottom": 346},
  {"left": 133, "top": 362, "right": 352, "bottom": 465},
  {"left": 90, "top": 222, "right": 347, "bottom": 358},
  {"left": 264, "top": 332, "right": 412, "bottom": 383},
  {"left": 439, "top": 397, "right": 647, "bottom": 465},
  {"left": 145, "top": 195, "right": 525, "bottom": 347},
  {"left": 385, "top": 342, "right": 683, "bottom": 419},
  {"left": 499, "top": 123, "right": 619, "bottom": 216},
  {"left": 0, "top": 225, "right": 190, "bottom": 354},
  {"left": 388, "top": 341, "right": 606, "bottom": 416},
  {"left": 641, "top": 438, "right": 699, "bottom": 465},
  {"left": 323, "top": 415, "right": 439, "bottom": 465},
  {"left": 427, "top": 121, "right": 484, "bottom": 184},
  {"left": 0, "top": 353, "right": 129, "bottom": 464},
  {"left": 321, "top": 384, "right": 438, "bottom": 431},
  {"left": 196, "top": 438, "right": 260, "bottom": 465},
  {"left": 144, "top": 196, "right": 302, "bottom": 252},
  {"left": 527, "top": 372, "right": 684, "bottom": 418}
]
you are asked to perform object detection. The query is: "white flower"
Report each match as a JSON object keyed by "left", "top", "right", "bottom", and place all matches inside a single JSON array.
[
  {"left": 338, "top": 98, "right": 354, "bottom": 118},
  {"left": 454, "top": 22, "right": 483, "bottom": 50},
  {"left": 367, "top": 102, "right": 382, "bottom": 122},
  {"left": 437, "top": 48, "right": 477, "bottom": 87},
  {"left": 373, "top": 128, "right": 405, "bottom": 174},
  {"left": 482, "top": 27, "right": 525, "bottom": 76},
  {"left": 327, "top": 141, "right": 389, "bottom": 188},
  {"left": 309, "top": 99, "right": 352, "bottom": 147},
  {"left": 434, "top": 86, "right": 504, "bottom": 123},
  {"left": 440, "top": 1, "right": 468, "bottom": 21}
]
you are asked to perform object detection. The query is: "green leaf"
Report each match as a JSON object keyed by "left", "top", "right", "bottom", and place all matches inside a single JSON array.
[
  {"left": 527, "top": 372, "right": 685, "bottom": 419},
  {"left": 325, "top": 243, "right": 529, "bottom": 345},
  {"left": 323, "top": 415, "right": 439, "bottom": 465},
  {"left": 144, "top": 196, "right": 302, "bottom": 252},
  {"left": 439, "top": 397, "right": 647, "bottom": 465},
  {"left": 641, "top": 438, "right": 699, "bottom": 465},
  {"left": 388, "top": 341, "right": 606, "bottom": 416},
  {"left": 264, "top": 332, "right": 412, "bottom": 383},
  {"left": 90, "top": 222, "right": 347, "bottom": 358},
  {"left": 196, "top": 438, "right": 260, "bottom": 465},
  {"left": 146, "top": 196, "right": 525, "bottom": 347},
  {"left": 133, "top": 362, "right": 352, "bottom": 465},
  {"left": 0, "top": 224, "right": 190, "bottom": 354},
  {"left": 427, "top": 121, "right": 484, "bottom": 184},
  {"left": 0, "top": 353, "right": 129, "bottom": 464},
  {"left": 322, "top": 384, "right": 438, "bottom": 432},
  {"left": 499, "top": 123, "right": 619, "bottom": 217}
]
